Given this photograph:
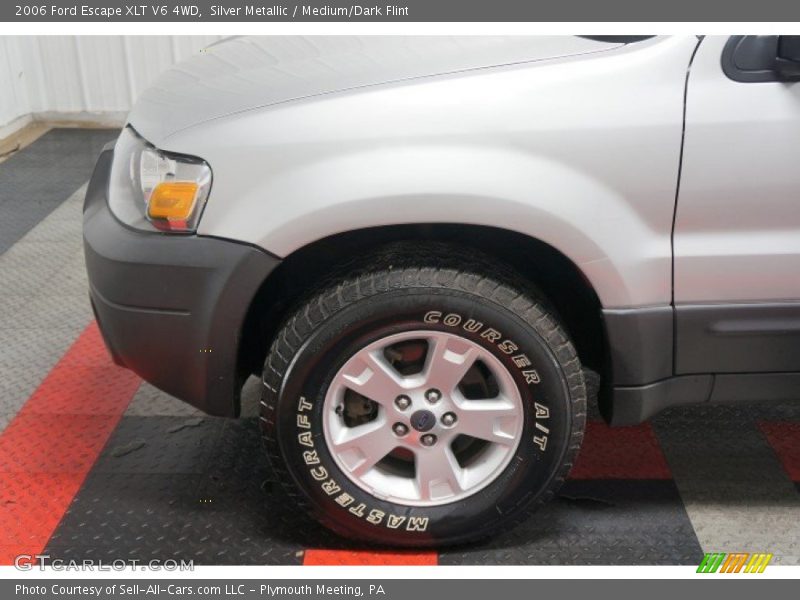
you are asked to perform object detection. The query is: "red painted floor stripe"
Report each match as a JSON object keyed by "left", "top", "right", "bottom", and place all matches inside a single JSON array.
[
  {"left": 0, "top": 321, "right": 141, "bottom": 564},
  {"left": 303, "top": 549, "right": 438, "bottom": 566},
  {"left": 569, "top": 421, "right": 672, "bottom": 479},
  {"left": 759, "top": 421, "right": 800, "bottom": 482}
]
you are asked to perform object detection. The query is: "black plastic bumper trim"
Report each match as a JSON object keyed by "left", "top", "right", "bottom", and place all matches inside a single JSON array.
[
  {"left": 710, "top": 372, "right": 800, "bottom": 404},
  {"left": 602, "top": 306, "right": 673, "bottom": 386},
  {"left": 608, "top": 371, "right": 800, "bottom": 426},
  {"left": 83, "top": 147, "right": 281, "bottom": 417},
  {"left": 675, "top": 302, "right": 800, "bottom": 374},
  {"left": 608, "top": 375, "right": 712, "bottom": 426},
  {"left": 89, "top": 283, "right": 191, "bottom": 316}
]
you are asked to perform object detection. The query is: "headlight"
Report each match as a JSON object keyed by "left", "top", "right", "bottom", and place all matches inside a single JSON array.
[{"left": 108, "top": 127, "right": 212, "bottom": 233}]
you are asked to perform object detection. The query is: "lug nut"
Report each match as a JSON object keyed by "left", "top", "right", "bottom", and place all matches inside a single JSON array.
[
  {"left": 441, "top": 412, "right": 457, "bottom": 427},
  {"left": 425, "top": 389, "right": 442, "bottom": 404},
  {"left": 394, "top": 395, "right": 411, "bottom": 410},
  {"left": 393, "top": 423, "right": 409, "bottom": 437},
  {"left": 420, "top": 434, "right": 437, "bottom": 447}
]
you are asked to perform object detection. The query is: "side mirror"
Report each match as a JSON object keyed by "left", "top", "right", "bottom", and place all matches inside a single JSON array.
[{"left": 776, "top": 36, "right": 800, "bottom": 80}]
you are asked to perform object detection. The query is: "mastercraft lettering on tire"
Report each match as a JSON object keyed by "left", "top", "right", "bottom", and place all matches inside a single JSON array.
[
  {"left": 81, "top": 35, "right": 800, "bottom": 546},
  {"left": 259, "top": 246, "right": 584, "bottom": 544}
]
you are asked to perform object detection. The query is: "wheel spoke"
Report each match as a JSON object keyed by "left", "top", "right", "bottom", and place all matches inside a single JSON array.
[
  {"left": 324, "top": 329, "right": 525, "bottom": 506},
  {"left": 338, "top": 350, "right": 407, "bottom": 405},
  {"left": 423, "top": 333, "right": 479, "bottom": 393},
  {"left": 415, "top": 445, "right": 464, "bottom": 501},
  {"left": 331, "top": 418, "right": 397, "bottom": 476},
  {"left": 455, "top": 396, "right": 520, "bottom": 446}
]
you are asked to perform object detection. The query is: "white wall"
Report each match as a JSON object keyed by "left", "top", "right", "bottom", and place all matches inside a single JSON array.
[{"left": 0, "top": 36, "right": 223, "bottom": 137}]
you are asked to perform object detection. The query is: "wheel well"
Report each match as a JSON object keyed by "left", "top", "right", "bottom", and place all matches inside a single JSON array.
[{"left": 237, "top": 224, "right": 609, "bottom": 412}]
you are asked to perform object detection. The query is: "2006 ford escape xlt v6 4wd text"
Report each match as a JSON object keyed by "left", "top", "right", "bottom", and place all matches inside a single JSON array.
[{"left": 83, "top": 35, "right": 800, "bottom": 546}]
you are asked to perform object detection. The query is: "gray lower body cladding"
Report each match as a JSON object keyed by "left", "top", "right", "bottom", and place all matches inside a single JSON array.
[
  {"left": 82, "top": 146, "right": 280, "bottom": 417},
  {"left": 604, "top": 303, "right": 800, "bottom": 425}
]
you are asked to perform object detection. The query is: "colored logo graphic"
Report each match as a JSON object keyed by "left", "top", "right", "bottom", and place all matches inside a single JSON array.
[{"left": 697, "top": 553, "right": 773, "bottom": 573}]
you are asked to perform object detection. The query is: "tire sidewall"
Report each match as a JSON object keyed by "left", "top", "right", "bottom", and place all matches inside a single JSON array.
[{"left": 273, "top": 288, "right": 574, "bottom": 545}]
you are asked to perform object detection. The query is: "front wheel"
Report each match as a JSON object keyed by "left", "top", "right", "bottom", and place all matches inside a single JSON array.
[{"left": 260, "top": 245, "right": 586, "bottom": 546}]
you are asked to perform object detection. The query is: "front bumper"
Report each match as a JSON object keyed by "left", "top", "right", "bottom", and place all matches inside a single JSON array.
[{"left": 83, "top": 143, "right": 280, "bottom": 416}]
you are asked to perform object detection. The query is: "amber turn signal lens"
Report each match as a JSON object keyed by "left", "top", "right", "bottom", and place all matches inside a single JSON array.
[{"left": 147, "top": 182, "right": 199, "bottom": 220}]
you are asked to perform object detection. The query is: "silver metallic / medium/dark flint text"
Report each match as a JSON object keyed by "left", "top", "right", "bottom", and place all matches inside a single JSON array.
[
  {"left": 301, "top": 5, "right": 409, "bottom": 16},
  {"left": 210, "top": 5, "right": 289, "bottom": 16}
]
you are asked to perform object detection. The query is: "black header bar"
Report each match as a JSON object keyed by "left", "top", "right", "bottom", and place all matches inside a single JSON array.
[{"left": 4, "top": 0, "right": 800, "bottom": 22}]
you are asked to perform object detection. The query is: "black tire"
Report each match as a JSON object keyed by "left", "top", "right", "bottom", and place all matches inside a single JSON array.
[{"left": 260, "top": 243, "right": 586, "bottom": 547}]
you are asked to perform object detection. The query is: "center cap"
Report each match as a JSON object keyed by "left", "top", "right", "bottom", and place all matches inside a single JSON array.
[{"left": 410, "top": 409, "right": 436, "bottom": 432}]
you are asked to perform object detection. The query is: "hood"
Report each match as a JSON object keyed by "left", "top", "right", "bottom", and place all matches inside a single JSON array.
[{"left": 128, "top": 36, "right": 623, "bottom": 146}]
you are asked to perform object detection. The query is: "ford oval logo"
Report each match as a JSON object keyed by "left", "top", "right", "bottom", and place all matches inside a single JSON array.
[{"left": 410, "top": 409, "right": 436, "bottom": 432}]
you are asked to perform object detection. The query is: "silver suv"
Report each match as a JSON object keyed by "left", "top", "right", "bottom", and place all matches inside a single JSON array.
[{"left": 83, "top": 35, "right": 800, "bottom": 546}]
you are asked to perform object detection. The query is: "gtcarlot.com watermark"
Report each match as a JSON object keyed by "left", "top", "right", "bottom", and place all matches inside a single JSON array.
[{"left": 14, "top": 554, "right": 194, "bottom": 572}]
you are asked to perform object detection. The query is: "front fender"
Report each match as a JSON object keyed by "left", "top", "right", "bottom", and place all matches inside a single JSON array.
[
  {"left": 163, "top": 36, "right": 696, "bottom": 308},
  {"left": 199, "top": 143, "right": 666, "bottom": 308}
]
